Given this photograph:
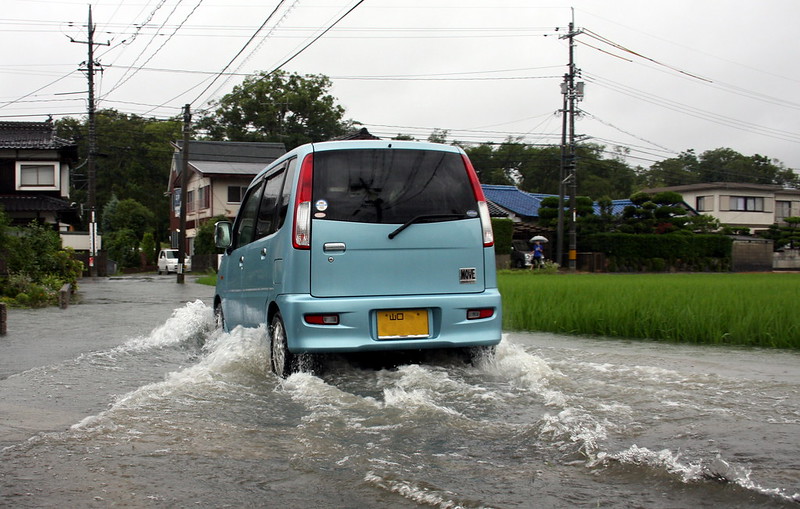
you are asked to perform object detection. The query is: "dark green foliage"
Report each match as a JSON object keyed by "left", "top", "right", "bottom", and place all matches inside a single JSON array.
[
  {"left": 104, "top": 198, "right": 154, "bottom": 239},
  {"left": 637, "top": 147, "right": 800, "bottom": 188},
  {"left": 760, "top": 217, "right": 800, "bottom": 250},
  {"left": 194, "top": 215, "right": 229, "bottom": 256},
  {"left": 196, "top": 71, "right": 349, "bottom": 150},
  {"left": 104, "top": 228, "right": 140, "bottom": 269},
  {"left": 491, "top": 218, "right": 514, "bottom": 255},
  {"left": 582, "top": 233, "right": 732, "bottom": 271},
  {"left": 0, "top": 221, "right": 84, "bottom": 307},
  {"left": 56, "top": 110, "right": 181, "bottom": 238},
  {"left": 464, "top": 141, "right": 638, "bottom": 199},
  {"left": 141, "top": 232, "right": 156, "bottom": 265}
]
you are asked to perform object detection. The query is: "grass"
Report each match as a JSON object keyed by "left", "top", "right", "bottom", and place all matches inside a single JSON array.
[
  {"left": 498, "top": 271, "right": 800, "bottom": 349},
  {"left": 194, "top": 271, "right": 218, "bottom": 286}
]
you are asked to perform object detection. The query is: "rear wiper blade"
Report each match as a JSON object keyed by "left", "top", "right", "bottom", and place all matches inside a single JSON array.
[{"left": 388, "top": 213, "right": 467, "bottom": 239}]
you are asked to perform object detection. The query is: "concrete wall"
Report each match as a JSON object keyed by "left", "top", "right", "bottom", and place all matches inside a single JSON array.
[{"left": 774, "top": 249, "right": 800, "bottom": 270}]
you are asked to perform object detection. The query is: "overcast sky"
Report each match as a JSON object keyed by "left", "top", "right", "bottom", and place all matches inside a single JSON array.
[{"left": 2, "top": 0, "right": 799, "bottom": 171}]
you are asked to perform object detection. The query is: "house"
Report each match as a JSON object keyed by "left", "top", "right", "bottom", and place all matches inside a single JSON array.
[
  {"left": 642, "top": 182, "right": 800, "bottom": 232},
  {"left": 168, "top": 140, "right": 286, "bottom": 254},
  {"left": 0, "top": 120, "right": 79, "bottom": 229}
]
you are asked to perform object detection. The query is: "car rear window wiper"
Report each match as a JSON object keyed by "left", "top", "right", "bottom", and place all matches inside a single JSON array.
[{"left": 388, "top": 213, "right": 468, "bottom": 239}]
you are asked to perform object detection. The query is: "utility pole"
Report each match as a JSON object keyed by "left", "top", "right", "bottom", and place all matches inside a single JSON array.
[
  {"left": 177, "top": 104, "right": 191, "bottom": 284},
  {"left": 558, "top": 17, "right": 584, "bottom": 271},
  {"left": 71, "top": 6, "right": 108, "bottom": 277}
]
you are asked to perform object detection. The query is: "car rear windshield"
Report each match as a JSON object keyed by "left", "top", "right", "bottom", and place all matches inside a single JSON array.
[{"left": 312, "top": 148, "right": 478, "bottom": 224}]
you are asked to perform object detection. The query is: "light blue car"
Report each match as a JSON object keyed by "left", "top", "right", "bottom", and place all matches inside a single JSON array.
[{"left": 213, "top": 140, "right": 502, "bottom": 377}]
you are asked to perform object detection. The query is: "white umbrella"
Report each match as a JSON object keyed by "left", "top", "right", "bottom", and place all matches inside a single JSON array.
[{"left": 530, "top": 235, "right": 548, "bottom": 243}]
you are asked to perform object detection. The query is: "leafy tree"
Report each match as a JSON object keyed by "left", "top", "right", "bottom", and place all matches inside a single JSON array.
[
  {"left": 105, "top": 228, "right": 140, "bottom": 269},
  {"left": 761, "top": 217, "right": 800, "bottom": 250},
  {"left": 464, "top": 141, "right": 637, "bottom": 198},
  {"left": 106, "top": 199, "right": 154, "bottom": 239},
  {"left": 194, "top": 215, "right": 229, "bottom": 256},
  {"left": 56, "top": 110, "right": 181, "bottom": 240},
  {"left": 427, "top": 128, "right": 450, "bottom": 144},
  {"left": 638, "top": 147, "right": 799, "bottom": 188},
  {"left": 100, "top": 194, "right": 119, "bottom": 233},
  {"left": 196, "top": 71, "right": 349, "bottom": 149},
  {"left": 638, "top": 150, "right": 699, "bottom": 188},
  {"left": 141, "top": 232, "right": 157, "bottom": 265}
]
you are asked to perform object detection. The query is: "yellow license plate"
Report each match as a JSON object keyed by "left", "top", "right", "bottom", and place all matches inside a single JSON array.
[{"left": 377, "top": 309, "right": 429, "bottom": 339}]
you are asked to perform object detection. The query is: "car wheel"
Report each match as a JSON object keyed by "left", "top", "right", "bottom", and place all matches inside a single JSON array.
[
  {"left": 157, "top": 269, "right": 162, "bottom": 275},
  {"left": 270, "top": 313, "right": 295, "bottom": 378},
  {"left": 465, "top": 345, "right": 496, "bottom": 366},
  {"left": 214, "top": 303, "right": 225, "bottom": 331}
]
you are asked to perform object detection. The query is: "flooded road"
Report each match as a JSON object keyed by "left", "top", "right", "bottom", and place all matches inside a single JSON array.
[{"left": 1, "top": 276, "right": 798, "bottom": 507}]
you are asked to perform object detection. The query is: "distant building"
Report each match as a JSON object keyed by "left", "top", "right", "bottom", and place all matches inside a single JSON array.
[
  {"left": 0, "top": 120, "right": 79, "bottom": 229},
  {"left": 643, "top": 182, "right": 800, "bottom": 232},
  {"left": 168, "top": 140, "right": 286, "bottom": 254}
]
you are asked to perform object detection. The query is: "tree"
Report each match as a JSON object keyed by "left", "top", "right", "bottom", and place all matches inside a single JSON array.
[
  {"left": 638, "top": 148, "right": 799, "bottom": 188},
  {"left": 194, "top": 215, "right": 228, "bottom": 256},
  {"left": 102, "top": 198, "right": 154, "bottom": 239},
  {"left": 56, "top": 110, "right": 181, "bottom": 240},
  {"left": 464, "top": 141, "right": 638, "bottom": 198},
  {"left": 196, "top": 71, "right": 349, "bottom": 149}
]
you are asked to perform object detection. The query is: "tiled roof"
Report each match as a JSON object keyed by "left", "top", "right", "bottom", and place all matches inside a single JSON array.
[
  {"left": 481, "top": 185, "right": 551, "bottom": 217},
  {"left": 0, "top": 121, "right": 74, "bottom": 150},
  {"left": 174, "top": 140, "right": 286, "bottom": 164},
  {"left": 0, "top": 194, "right": 71, "bottom": 212},
  {"left": 483, "top": 184, "right": 637, "bottom": 218}
]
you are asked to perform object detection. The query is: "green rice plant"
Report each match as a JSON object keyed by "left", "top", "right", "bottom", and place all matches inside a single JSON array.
[{"left": 498, "top": 272, "right": 800, "bottom": 349}]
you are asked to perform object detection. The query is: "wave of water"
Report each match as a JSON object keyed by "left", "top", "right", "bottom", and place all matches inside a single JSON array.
[{"left": 28, "top": 302, "right": 798, "bottom": 507}]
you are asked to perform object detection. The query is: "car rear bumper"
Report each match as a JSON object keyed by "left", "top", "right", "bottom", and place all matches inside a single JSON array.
[{"left": 276, "top": 290, "right": 502, "bottom": 353}]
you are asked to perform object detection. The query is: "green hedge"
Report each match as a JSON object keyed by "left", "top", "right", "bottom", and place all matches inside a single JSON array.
[
  {"left": 491, "top": 218, "right": 514, "bottom": 255},
  {"left": 582, "top": 233, "right": 732, "bottom": 272}
]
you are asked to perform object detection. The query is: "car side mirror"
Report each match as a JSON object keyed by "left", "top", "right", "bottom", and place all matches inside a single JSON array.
[{"left": 215, "top": 221, "right": 232, "bottom": 249}]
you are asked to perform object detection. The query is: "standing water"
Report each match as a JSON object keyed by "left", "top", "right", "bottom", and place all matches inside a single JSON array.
[{"left": 1, "top": 277, "right": 798, "bottom": 507}]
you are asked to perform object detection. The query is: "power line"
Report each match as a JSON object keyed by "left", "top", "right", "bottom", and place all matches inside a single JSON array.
[{"left": 189, "top": 0, "right": 290, "bottom": 106}]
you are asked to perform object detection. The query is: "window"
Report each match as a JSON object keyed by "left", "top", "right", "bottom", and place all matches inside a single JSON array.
[
  {"left": 232, "top": 181, "right": 264, "bottom": 249},
  {"left": 729, "top": 196, "right": 764, "bottom": 212},
  {"left": 255, "top": 169, "right": 286, "bottom": 239},
  {"left": 227, "top": 185, "right": 248, "bottom": 203},
  {"left": 695, "top": 195, "right": 713, "bottom": 212},
  {"left": 312, "top": 149, "right": 477, "bottom": 224},
  {"left": 776, "top": 200, "right": 792, "bottom": 222},
  {"left": 197, "top": 185, "right": 210, "bottom": 210},
  {"left": 16, "top": 161, "right": 59, "bottom": 190},
  {"left": 187, "top": 190, "right": 195, "bottom": 213}
]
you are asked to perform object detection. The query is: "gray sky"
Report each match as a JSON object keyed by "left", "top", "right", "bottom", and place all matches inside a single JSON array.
[{"left": 2, "top": 0, "right": 799, "bottom": 171}]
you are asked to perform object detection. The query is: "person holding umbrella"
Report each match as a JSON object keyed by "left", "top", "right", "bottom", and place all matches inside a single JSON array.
[{"left": 530, "top": 235, "right": 547, "bottom": 269}]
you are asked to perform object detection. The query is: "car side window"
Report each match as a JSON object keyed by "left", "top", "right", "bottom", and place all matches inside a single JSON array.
[
  {"left": 255, "top": 166, "right": 286, "bottom": 240},
  {"left": 276, "top": 157, "right": 297, "bottom": 230},
  {"left": 232, "top": 180, "right": 265, "bottom": 250}
]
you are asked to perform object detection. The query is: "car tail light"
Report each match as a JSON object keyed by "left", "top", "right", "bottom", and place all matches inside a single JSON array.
[
  {"left": 461, "top": 154, "right": 494, "bottom": 247},
  {"left": 305, "top": 314, "right": 339, "bottom": 325},
  {"left": 467, "top": 308, "right": 494, "bottom": 320},
  {"left": 293, "top": 153, "right": 314, "bottom": 249}
]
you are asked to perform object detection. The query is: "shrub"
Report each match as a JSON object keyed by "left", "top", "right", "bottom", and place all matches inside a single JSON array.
[{"left": 491, "top": 218, "right": 514, "bottom": 255}]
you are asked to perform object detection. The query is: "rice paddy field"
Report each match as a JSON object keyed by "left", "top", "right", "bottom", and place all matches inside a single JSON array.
[{"left": 498, "top": 271, "right": 800, "bottom": 349}]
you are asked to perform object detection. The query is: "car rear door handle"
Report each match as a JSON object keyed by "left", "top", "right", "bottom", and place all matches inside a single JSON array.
[{"left": 323, "top": 242, "right": 346, "bottom": 253}]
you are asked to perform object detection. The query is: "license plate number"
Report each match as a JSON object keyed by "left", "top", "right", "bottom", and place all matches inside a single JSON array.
[{"left": 377, "top": 309, "right": 429, "bottom": 339}]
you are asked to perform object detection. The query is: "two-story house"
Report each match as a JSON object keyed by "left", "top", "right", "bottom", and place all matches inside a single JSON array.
[
  {"left": 0, "top": 120, "right": 78, "bottom": 229},
  {"left": 168, "top": 140, "right": 286, "bottom": 254},
  {"left": 643, "top": 182, "right": 800, "bottom": 233}
]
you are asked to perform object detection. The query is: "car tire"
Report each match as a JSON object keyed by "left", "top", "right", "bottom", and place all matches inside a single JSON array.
[
  {"left": 157, "top": 269, "right": 162, "bottom": 275},
  {"left": 465, "top": 345, "right": 496, "bottom": 365},
  {"left": 214, "top": 303, "right": 225, "bottom": 331},
  {"left": 270, "top": 313, "right": 295, "bottom": 378}
]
